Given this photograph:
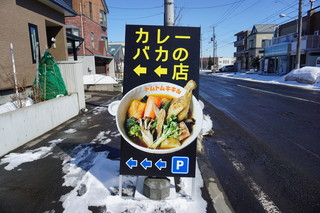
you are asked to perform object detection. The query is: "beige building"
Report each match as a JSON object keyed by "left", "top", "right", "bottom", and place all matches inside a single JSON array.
[
  {"left": 246, "top": 24, "right": 277, "bottom": 66},
  {"left": 0, "top": 0, "right": 76, "bottom": 97}
]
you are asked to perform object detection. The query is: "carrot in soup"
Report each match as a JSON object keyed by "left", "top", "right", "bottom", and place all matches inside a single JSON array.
[
  {"left": 127, "top": 100, "right": 146, "bottom": 119},
  {"left": 143, "top": 96, "right": 162, "bottom": 119}
]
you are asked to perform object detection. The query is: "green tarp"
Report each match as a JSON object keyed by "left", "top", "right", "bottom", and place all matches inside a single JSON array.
[{"left": 35, "top": 51, "right": 68, "bottom": 100}]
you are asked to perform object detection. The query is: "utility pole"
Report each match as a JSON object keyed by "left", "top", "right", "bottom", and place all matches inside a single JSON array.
[
  {"left": 211, "top": 26, "right": 217, "bottom": 70},
  {"left": 296, "top": 0, "right": 303, "bottom": 69},
  {"left": 164, "top": 0, "right": 174, "bottom": 26}
]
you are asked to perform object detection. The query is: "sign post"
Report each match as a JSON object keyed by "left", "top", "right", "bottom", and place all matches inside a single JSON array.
[{"left": 120, "top": 24, "right": 200, "bottom": 180}]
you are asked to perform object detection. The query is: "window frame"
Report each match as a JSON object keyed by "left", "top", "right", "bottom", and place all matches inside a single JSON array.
[
  {"left": 91, "top": 32, "right": 95, "bottom": 49},
  {"left": 28, "top": 23, "right": 40, "bottom": 64},
  {"left": 100, "top": 9, "right": 107, "bottom": 26},
  {"left": 89, "top": 2, "right": 93, "bottom": 19}
]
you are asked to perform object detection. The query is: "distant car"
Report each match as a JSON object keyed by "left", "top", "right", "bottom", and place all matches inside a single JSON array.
[{"left": 219, "top": 65, "right": 235, "bottom": 72}]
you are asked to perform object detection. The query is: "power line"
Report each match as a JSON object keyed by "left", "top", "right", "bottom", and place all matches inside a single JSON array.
[
  {"left": 214, "top": 0, "right": 260, "bottom": 27},
  {"left": 109, "top": 12, "right": 163, "bottom": 21},
  {"left": 214, "top": 0, "right": 246, "bottom": 26},
  {"left": 108, "top": 5, "right": 163, "bottom": 10},
  {"left": 176, "top": 0, "right": 245, "bottom": 10}
]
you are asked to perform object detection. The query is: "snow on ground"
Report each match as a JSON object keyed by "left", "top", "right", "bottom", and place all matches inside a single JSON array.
[
  {"left": 0, "top": 128, "right": 207, "bottom": 213},
  {"left": 83, "top": 74, "right": 118, "bottom": 85},
  {"left": 93, "top": 105, "right": 109, "bottom": 115},
  {"left": 0, "top": 139, "right": 63, "bottom": 170},
  {"left": 64, "top": 129, "right": 77, "bottom": 134},
  {"left": 60, "top": 143, "right": 207, "bottom": 213},
  {"left": 0, "top": 97, "right": 34, "bottom": 115},
  {"left": 213, "top": 66, "right": 320, "bottom": 90}
]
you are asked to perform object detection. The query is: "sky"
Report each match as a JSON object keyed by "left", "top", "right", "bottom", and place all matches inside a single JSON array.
[{"left": 106, "top": 0, "right": 320, "bottom": 58}]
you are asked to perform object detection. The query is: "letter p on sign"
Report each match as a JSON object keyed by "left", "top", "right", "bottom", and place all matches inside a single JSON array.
[{"left": 171, "top": 156, "right": 189, "bottom": 174}]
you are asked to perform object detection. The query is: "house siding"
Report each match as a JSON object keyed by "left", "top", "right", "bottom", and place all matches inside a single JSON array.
[{"left": 0, "top": 0, "right": 68, "bottom": 90}]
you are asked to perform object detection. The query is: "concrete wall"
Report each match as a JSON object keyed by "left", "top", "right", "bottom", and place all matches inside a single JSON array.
[
  {"left": 68, "top": 55, "right": 96, "bottom": 75},
  {"left": 0, "top": 93, "right": 79, "bottom": 157},
  {"left": 0, "top": 61, "right": 86, "bottom": 157},
  {"left": 58, "top": 61, "right": 86, "bottom": 109}
]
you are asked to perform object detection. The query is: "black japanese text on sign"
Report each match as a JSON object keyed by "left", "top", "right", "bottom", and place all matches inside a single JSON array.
[
  {"left": 120, "top": 25, "right": 200, "bottom": 177},
  {"left": 123, "top": 25, "right": 200, "bottom": 98}
]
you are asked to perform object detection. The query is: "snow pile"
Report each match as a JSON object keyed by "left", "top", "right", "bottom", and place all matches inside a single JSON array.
[
  {"left": 0, "top": 97, "right": 34, "bottom": 115},
  {"left": 213, "top": 67, "right": 320, "bottom": 90},
  {"left": 60, "top": 143, "right": 207, "bottom": 213},
  {"left": 284, "top": 66, "right": 320, "bottom": 84},
  {"left": 0, "top": 132, "right": 207, "bottom": 213},
  {"left": 0, "top": 102, "right": 17, "bottom": 114},
  {"left": 246, "top": 69, "right": 258, "bottom": 74},
  {"left": 0, "top": 139, "right": 63, "bottom": 170},
  {"left": 83, "top": 74, "right": 118, "bottom": 85}
]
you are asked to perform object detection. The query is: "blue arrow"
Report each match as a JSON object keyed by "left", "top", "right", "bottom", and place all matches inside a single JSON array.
[
  {"left": 126, "top": 157, "right": 138, "bottom": 169},
  {"left": 155, "top": 159, "right": 167, "bottom": 170},
  {"left": 140, "top": 158, "right": 152, "bottom": 170}
]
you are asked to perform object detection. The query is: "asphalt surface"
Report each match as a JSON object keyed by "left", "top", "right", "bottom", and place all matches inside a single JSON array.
[
  {"left": 0, "top": 91, "right": 219, "bottom": 213},
  {"left": 199, "top": 74, "right": 320, "bottom": 213},
  {"left": 0, "top": 92, "right": 121, "bottom": 213}
]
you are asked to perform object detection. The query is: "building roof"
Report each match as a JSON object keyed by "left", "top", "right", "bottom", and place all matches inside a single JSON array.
[
  {"left": 234, "top": 30, "right": 251, "bottom": 36},
  {"left": 38, "top": 0, "right": 77, "bottom": 16},
  {"left": 101, "top": 0, "right": 109, "bottom": 13},
  {"left": 66, "top": 33, "right": 84, "bottom": 41},
  {"left": 252, "top": 24, "right": 277, "bottom": 33},
  {"left": 108, "top": 44, "right": 122, "bottom": 56}
]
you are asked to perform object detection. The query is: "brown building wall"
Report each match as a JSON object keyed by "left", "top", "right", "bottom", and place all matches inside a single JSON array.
[
  {"left": 309, "top": 10, "right": 320, "bottom": 33},
  {"left": 65, "top": 0, "right": 108, "bottom": 57},
  {"left": 72, "top": 0, "right": 106, "bottom": 24},
  {"left": 0, "top": 0, "right": 68, "bottom": 90},
  {"left": 65, "top": 15, "right": 107, "bottom": 56}
]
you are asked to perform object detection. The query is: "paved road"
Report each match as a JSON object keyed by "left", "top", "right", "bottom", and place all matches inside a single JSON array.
[{"left": 199, "top": 74, "right": 320, "bottom": 213}]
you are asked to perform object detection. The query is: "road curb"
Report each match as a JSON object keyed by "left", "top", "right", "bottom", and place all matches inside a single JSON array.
[{"left": 197, "top": 135, "right": 235, "bottom": 213}]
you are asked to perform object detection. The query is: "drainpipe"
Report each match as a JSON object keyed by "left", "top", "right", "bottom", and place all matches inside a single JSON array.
[{"left": 80, "top": 1, "right": 85, "bottom": 56}]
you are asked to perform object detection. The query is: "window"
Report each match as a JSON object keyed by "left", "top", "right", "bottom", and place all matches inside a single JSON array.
[
  {"left": 101, "top": 35, "right": 108, "bottom": 52},
  {"left": 100, "top": 10, "right": 107, "bottom": 26},
  {"left": 89, "top": 2, "right": 93, "bottom": 19},
  {"left": 262, "top": 40, "right": 267, "bottom": 48},
  {"left": 249, "top": 40, "right": 253, "bottom": 48},
  {"left": 91, "top": 32, "right": 95, "bottom": 49},
  {"left": 66, "top": 27, "right": 81, "bottom": 48},
  {"left": 28, "top": 23, "right": 40, "bottom": 64}
]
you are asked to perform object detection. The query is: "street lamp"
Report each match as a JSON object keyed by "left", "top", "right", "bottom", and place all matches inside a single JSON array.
[
  {"left": 279, "top": 14, "right": 298, "bottom": 34},
  {"left": 279, "top": 14, "right": 292, "bottom": 18}
]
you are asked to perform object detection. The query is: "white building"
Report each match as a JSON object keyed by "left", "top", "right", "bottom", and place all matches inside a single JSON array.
[{"left": 217, "top": 57, "right": 236, "bottom": 69}]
